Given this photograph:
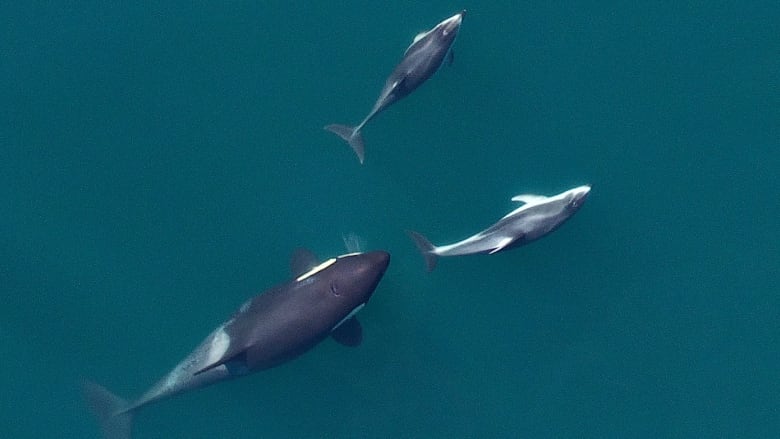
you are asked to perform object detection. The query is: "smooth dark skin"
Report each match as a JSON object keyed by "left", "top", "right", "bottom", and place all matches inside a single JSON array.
[{"left": 83, "top": 251, "right": 391, "bottom": 439}]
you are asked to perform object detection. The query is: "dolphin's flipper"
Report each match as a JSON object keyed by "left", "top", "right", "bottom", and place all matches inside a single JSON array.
[
  {"left": 407, "top": 230, "right": 438, "bottom": 272},
  {"left": 324, "top": 124, "right": 365, "bottom": 164},
  {"left": 82, "top": 380, "right": 133, "bottom": 439},
  {"left": 331, "top": 316, "right": 363, "bottom": 347}
]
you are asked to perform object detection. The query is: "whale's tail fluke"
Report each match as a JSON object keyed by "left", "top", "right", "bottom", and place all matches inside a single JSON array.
[
  {"left": 324, "top": 124, "right": 365, "bottom": 164},
  {"left": 407, "top": 230, "right": 438, "bottom": 272},
  {"left": 82, "top": 380, "right": 133, "bottom": 439}
]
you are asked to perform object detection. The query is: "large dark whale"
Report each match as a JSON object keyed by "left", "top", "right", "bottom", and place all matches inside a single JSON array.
[
  {"left": 325, "top": 11, "right": 465, "bottom": 163},
  {"left": 83, "top": 250, "right": 390, "bottom": 439},
  {"left": 409, "top": 185, "right": 591, "bottom": 271}
]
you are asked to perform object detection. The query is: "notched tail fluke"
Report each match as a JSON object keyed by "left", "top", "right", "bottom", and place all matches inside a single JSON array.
[
  {"left": 324, "top": 124, "right": 365, "bottom": 164},
  {"left": 407, "top": 230, "right": 438, "bottom": 272},
  {"left": 81, "top": 380, "right": 133, "bottom": 439}
]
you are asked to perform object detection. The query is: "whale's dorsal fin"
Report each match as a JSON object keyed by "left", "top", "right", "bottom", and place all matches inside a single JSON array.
[{"left": 511, "top": 194, "right": 548, "bottom": 205}]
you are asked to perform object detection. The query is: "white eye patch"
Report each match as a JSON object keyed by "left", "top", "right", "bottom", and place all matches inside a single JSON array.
[{"left": 295, "top": 258, "right": 337, "bottom": 281}]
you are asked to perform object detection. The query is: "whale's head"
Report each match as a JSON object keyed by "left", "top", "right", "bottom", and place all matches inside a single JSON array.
[
  {"left": 290, "top": 250, "right": 390, "bottom": 327},
  {"left": 327, "top": 251, "right": 390, "bottom": 305}
]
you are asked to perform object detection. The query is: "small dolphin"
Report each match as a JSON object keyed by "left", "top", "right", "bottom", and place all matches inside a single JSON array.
[
  {"left": 83, "top": 250, "right": 390, "bottom": 439},
  {"left": 408, "top": 185, "right": 591, "bottom": 271},
  {"left": 325, "top": 11, "right": 465, "bottom": 163}
]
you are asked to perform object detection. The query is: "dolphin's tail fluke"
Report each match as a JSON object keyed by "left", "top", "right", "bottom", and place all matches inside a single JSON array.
[
  {"left": 82, "top": 380, "right": 134, "bottom": 439},
  {"left": 324, "top": 124, "right": 365, "bottom": 164},
  {"left": 407, "top": 230, "right": 438, "bottom": 272}
]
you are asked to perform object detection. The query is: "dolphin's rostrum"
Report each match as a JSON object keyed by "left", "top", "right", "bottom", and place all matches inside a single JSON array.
[
  {"left": 325, "top": 11, "right": 465, "bottom": 163},
  {"left": 83, "top": 250, "right": 390, "bottom": 439},
  {"left": 409, "top": 185, "right": 591, "bottom": 271}
]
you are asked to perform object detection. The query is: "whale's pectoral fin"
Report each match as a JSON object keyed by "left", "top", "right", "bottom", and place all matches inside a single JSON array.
[
  {"left": 489, "top": 236, "right": 520, "bottom": 254},
  {"left": 331, "top": 317, "right": 362, "bottom": 347},
  {"left": 446, "top": 50, "right": 455, "bottom": 66},
  {"left": 291, "top": 248, "right": 319, "bottom": 277},
  {"left": 194, "top": 350, "right": 249, "bottom": 376}
]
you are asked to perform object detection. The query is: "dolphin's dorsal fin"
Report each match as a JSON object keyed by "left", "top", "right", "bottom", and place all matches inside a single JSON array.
[
  {"left": 331, "top": 317, "right": 362, "bottom": 347},
  {"left": 511, "top": 194, "right": 548, "bottom": 205},
  {"left": 489, "top": 236, "right": 516, "bottom": 254},
  {"left": 290, "top": 248, "right": 319, "bottom": 277}
]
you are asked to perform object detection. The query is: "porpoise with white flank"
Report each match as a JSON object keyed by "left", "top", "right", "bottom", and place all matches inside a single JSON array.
[
  {"left": 325, "top": 10, "right": 465, "bottom": 164},
  {"left": 408, "top": 185, "right": 591, "bottom": 271},
  {"left": 83, "top": 250, "right": 390, "bottom": 439}
]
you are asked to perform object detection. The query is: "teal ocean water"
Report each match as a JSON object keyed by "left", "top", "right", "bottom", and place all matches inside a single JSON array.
[{"left": 2, "top": 2, "right": 778, "bottom": 438}]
